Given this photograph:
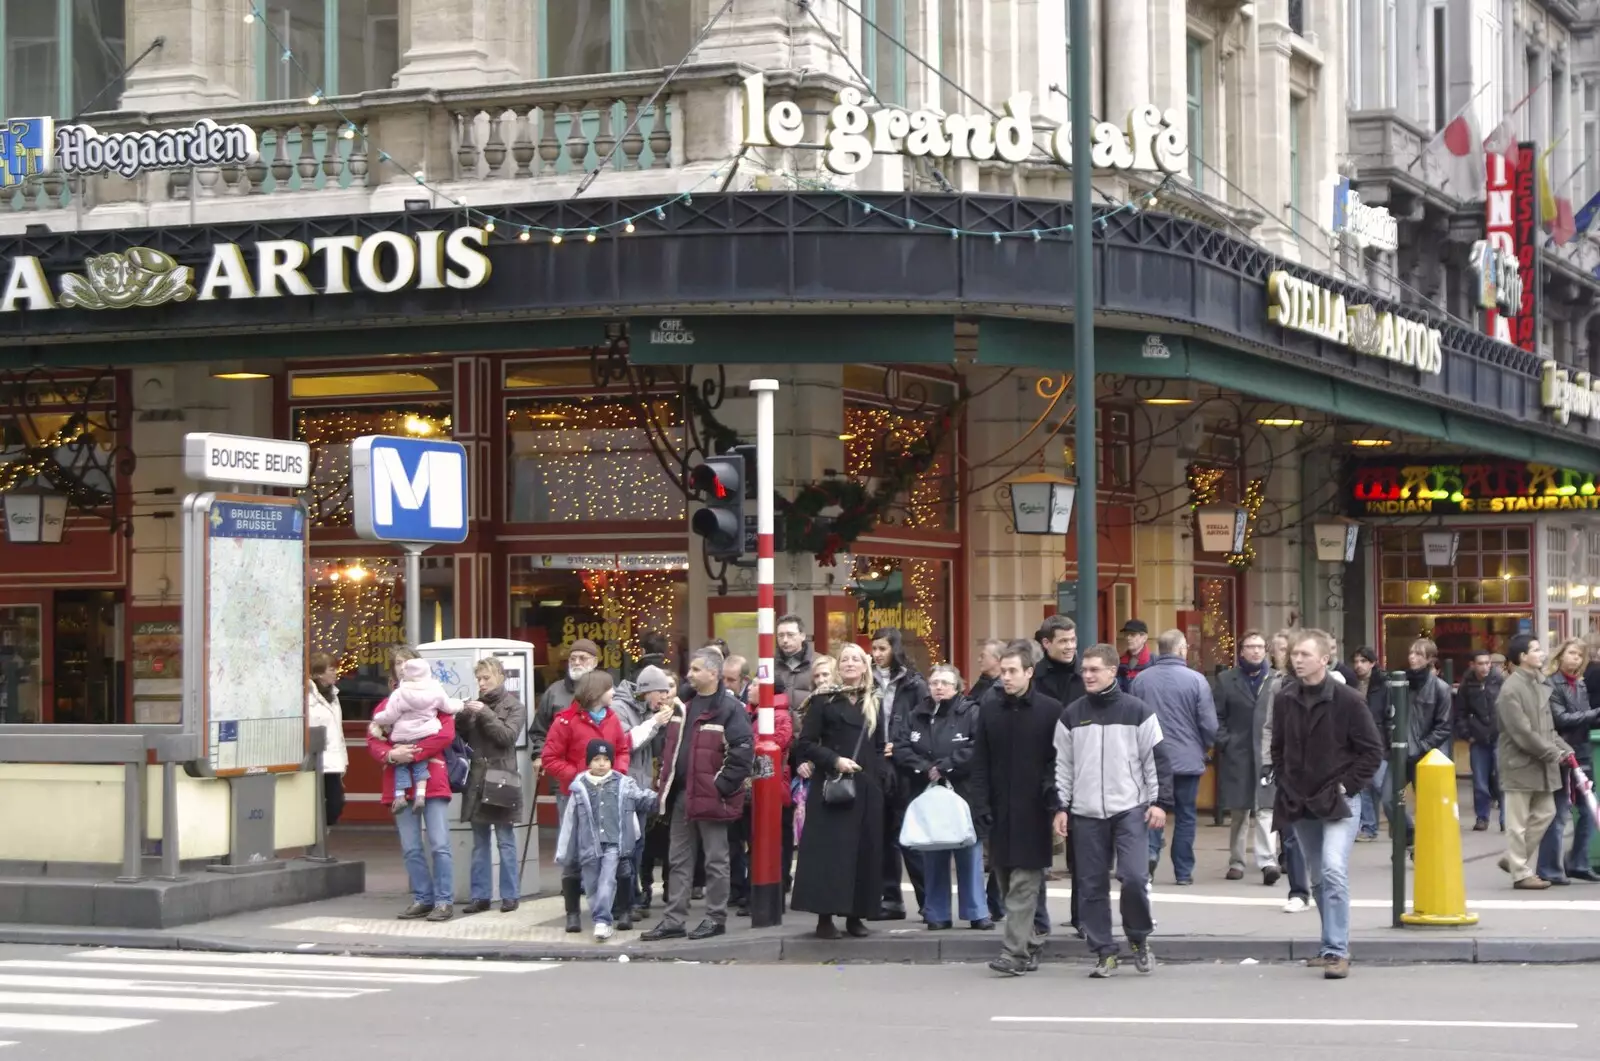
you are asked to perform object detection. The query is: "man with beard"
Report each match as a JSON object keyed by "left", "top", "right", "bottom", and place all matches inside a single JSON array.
[{"left": 528, "top": 639, "right": 601, "bottom": 761}]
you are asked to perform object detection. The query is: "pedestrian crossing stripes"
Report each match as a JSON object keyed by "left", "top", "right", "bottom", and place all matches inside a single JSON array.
[{"left": 0, "top": 948, "right": 555, "bottom": 1051}]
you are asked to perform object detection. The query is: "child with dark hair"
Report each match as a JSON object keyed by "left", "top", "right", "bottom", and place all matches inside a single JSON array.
[{"left": 557, "top": 739, "right": 657, "bottom": 940}]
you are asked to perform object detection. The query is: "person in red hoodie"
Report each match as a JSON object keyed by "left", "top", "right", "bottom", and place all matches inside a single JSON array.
[
  {"left": 541, "top": 668, "right": 632, "bottom": 932},
  {"left": 367, "top": 647, "right": 460, "bottom": 923},
  {"left": 729, "top": 671, "right": 795, "bottom": 915}
]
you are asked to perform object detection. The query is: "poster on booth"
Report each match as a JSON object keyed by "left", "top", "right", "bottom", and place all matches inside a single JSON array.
[{"left": 184, "top": 494, "right": 308, "bottom": 776}]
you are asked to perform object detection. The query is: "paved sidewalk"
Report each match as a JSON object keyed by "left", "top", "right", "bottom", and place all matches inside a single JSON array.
[{"left": 5, "top": 785, "right": 1598, "bottom": 964}]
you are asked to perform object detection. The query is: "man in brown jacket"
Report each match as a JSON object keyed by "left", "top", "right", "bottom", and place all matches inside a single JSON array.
[{"left": 1496, "top": 635, "right": 1573, "bottom": 890}]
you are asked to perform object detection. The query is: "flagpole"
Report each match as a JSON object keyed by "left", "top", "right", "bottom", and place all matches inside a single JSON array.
[{"left": 1407, "top": 82, "right": 1492, "bottom": 171}]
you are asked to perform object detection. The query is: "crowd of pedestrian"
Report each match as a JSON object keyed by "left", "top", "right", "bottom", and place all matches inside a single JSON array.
[{"left": 331, "top": 612, "right": 1600, "bottom": 982}]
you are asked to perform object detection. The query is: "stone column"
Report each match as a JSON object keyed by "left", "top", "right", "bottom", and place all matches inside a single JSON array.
[
  {"left": 394, "top": 0, "right": 526, "bottom": 91},
  {"left": 1132, "top": 407, "right": 1193, "bottom": 634},
  {"left": 1253, "top": 2, "right": 1298, "bottom": 258},
  {"left": 967, "top": 371, "right": 1064, "bottom": 668},
  {"left": 121, "top": 0, "right": 253, "bottom": 111},
  {"left": 1104, "top": 0, "right": 1151, "bottom": 127},
  {"left": 1246, "top": 439, "right": 1302, "bottom": 635}
]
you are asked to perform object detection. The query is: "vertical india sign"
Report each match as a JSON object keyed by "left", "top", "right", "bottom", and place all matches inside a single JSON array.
[{"left": 1483, "top": 142, "right": 1539, "bottom": 353}]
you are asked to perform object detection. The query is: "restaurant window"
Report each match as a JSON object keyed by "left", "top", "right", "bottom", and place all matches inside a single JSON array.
[
  {"left": 504, "top": 360, "right": 685, "bottom": 524},
  {"left": 509, "top": 553, "right": 690, "bottom": 698},
  {"left": 289, "top": 365, "right": 454, "bottom": 528},
  {"left": 843, "top": 367, "right": 960, "bottom": 532},
  {"left": 3, "top": 0, "right": 124, "bottom": 118},
  {"left": 311, "top": 554, "right": 456, "bottom": 721},
  {"left": 848, "top": 555, "right": 952, "bottom": 674},
  {"left": 1186, "top": 36, "right": 1205, "bottom": 189},
  {"left": 1377, "top": 525, "right": 1533, "bottom": 674},
  {"left": 255, "top": 0, "right": 400, "bottom": 99}
]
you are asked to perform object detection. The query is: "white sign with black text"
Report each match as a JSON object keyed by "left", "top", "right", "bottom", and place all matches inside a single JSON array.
[{"left": 183, "top": 432, "right": 311, "bottom": 488}]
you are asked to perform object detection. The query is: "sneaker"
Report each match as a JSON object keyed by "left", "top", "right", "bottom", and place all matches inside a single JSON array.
[
  {"left": 1323, "top": 957, "right": 1350, "bottom": 979},
  {"left": 1263, "top": 866, "right": 1281, "bottom": 887},
  {"left": 1473, "top": 819, "right": 1489, "bottom": 831},
  {"left": 1090, "top": 955, "right": 1119, "bottom": 978},
  {"left": 1225, "top": 868, "right": 1244, "bottom": 881},
  {"left": 1304, "top": 954, "right": 1329, "bottom": 968},
  {"left": 425, "top": 903, "right": 453, "bottom": 922},
  {"left": 1130, "top": 940, "right": 1155, "bottom": 974},
  {"left": 1354, "top": 832, "right": 1377, "bottom": 843},
  {"left": 988, "top": 956, "right": 1026, "bottom": 977},
  {"left": 594, "top": 922, "right": 614, "bottom": 941},
  {"left": 1283, "top": 896, "right": 1311, "bottom": 914}
]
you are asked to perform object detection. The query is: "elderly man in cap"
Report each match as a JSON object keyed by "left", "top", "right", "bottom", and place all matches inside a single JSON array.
[
  {"left": 612, "top": 663, "right": 679, "bottom": 924},
  {"left": 529, "top": 638, "right": 602, "bottom": 759},
  {"left": 1118, "top": 620, "right": 1153, "bottom": 693}
]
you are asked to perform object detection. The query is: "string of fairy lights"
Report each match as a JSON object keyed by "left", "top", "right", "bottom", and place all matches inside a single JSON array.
[
  {"left": 506, "top": 398, "right": 685, "bottom": 521},
  {"left": 238, "top": 2, "right": 1180, "bottom": 244}
]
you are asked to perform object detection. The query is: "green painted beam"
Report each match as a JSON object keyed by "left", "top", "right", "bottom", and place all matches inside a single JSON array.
[{"left": 626, "top": 315, "right": 955, "bottom": 364}]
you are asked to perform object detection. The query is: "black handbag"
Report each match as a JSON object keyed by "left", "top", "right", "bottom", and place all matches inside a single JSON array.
[
  {"left": 478, "top": 766, "right": 522, "bottom": 809},
  {"left": 820, "top": 709, "right": 870, "bottom": 807}
]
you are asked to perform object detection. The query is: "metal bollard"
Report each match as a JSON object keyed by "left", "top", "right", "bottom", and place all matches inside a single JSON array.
[
  {"left": 159, "top": 760, "right": 185, "bottom": 880},
  {"left": 1387, "top": 671, "right": 1410, "bottom": 928},
  {"left": 116, "top": 761, "right": 145, "bottom": 883}
]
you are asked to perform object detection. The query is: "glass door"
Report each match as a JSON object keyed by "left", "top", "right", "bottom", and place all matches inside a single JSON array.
[{"left": 0, "top": 601, "right": 45, "bottom": 723}]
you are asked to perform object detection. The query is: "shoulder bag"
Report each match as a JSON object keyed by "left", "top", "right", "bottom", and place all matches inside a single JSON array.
[
  {"left": 820, "top": 702, "right": 870, "bottom": 807},
  {"left": 478, "top": 766, "right": 522, "bottom": 809}
]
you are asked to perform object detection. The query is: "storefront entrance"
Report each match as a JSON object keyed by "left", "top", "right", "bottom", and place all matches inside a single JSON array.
[{"left": 0, "top": 590, "right": 123, "bottom": 724}]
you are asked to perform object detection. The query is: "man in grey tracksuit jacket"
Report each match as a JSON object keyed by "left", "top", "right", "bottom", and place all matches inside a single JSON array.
[{"left": 1053, "top": 657, "right": 1175, "bottom": 965}]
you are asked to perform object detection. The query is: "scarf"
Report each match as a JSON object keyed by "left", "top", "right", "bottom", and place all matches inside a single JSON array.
[
  {"left": 1406, "top": 667, "right": 1430, "bottom": 691},
  {"left": 1238, "top": 656, "right": 1266, "bottom": 696},
  {"left": 587, "top": 706, "right": 608, "bottom": 726}
]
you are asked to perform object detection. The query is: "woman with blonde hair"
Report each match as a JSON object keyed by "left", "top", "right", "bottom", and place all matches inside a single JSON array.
[
  {"left": 791, "top": 641, "right": 888, "bottom": 939},
  {"left": 1540, "top": 637, "right": 1600, "bottom": 883}
]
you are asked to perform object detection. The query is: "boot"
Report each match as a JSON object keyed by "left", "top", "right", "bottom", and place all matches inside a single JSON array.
[
  {"left": 615, "top": 865, "right": 636, "bottom": 930},
  {"left": 563, "top": 877, "right": 582, "bottom": 933}
]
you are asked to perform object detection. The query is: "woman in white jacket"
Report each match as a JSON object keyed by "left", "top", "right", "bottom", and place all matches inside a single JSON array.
[{"left": 308, "top": 652, "right": 349, "bottom": 825}]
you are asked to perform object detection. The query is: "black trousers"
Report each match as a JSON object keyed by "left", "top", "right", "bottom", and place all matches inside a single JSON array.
[
  {"left": 640, "top": 816, "right": 671, "bottom": 897},
  {"left": 729, "top": 806, "right": 751, "bottom": 906},
  {"left": 322, "top": 773, "right": 345, "bottom": 827},
  {"left": 1073, "top": 809, "right": 1154, "bottom": 957}
]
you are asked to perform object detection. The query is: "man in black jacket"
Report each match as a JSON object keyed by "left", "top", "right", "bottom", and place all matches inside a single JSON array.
[
  {"left": 969, "top": 640, "right": 1063, "bottom": 976},
  {"left": 1455, "top": 651, "right": 1504, "bottom": 833},
  {"left": 1271, "top": 629, "right": 1383, "bottom": 980},
  {"left": 1350, "top": 647, "right": 1391, "bottom": 841},
  {"left": 1034, "top": 615, "right": 1085, "bottom": 707},
  {"left": 1401, "top": 639, "right": 1454, "bottom": 846}
]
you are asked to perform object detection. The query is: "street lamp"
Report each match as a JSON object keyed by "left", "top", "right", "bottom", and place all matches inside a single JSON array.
[
  {"left": 1008, "top": 473, "right": 1076, "bottom": 534},
  {"left": 3, "top": 487, "right": 68, "bottom": 544}
]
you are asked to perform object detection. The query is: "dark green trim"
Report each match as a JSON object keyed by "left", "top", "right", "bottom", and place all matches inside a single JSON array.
[{"left": 626, "top": 315, "right": 954, "bottom": 364}]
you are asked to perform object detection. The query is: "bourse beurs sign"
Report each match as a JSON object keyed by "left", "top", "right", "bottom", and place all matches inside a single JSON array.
[
  {"left": 0, "top": 226, "right": 492, "bottom": 311},
  {"left": 1347, "top": 457, "right": 1600, "bottom": 515},
  {"left": 1266, "top": 271, "right": 1443, "bottom": 375},
  {"left": 740, "top": 73, "right": 1188, "bottom": 177}
]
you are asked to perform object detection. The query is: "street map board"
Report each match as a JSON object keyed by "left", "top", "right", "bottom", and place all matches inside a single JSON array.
[{"left": 183, "top": 493, "right": 308, "bottom": 776}]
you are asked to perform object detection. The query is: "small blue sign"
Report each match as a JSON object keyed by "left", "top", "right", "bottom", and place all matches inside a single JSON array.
[
  {"left": 351, "top": 435, "right": 470, "bottom": 544},
  {"left": 207, "top": 500, "right": 305, "bottom": 541},
  {"left": 1331, "top": 176, "right": 1351, "bottom": 233},
  {"left": 218, "top": 720, "right": 239, "bottom": 743}
]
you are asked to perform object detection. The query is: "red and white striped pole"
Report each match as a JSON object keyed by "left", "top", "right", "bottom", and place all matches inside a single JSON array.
[{"left": 749, "top": 378, "right": 783, "bottom": 927}]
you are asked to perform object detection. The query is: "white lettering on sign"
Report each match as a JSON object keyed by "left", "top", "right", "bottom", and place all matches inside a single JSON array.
[
  {"left": 55, "top": 119, "right": 258, "bottom": 180},
  {"left": 1541, "top": 363, "right": 1600, "bottom": 426},
  {"left": 1266, "top": 271, "right": 1443, "bottom": 375},
  {"left": 1332, "top": 182, "right": 1399, "bottom": 252},
  {"left": 650, "top": 318, "right": 695, "bottom": 345},
  {"left": 740, "top": 74, "right": 1187, "bottom": 178},
  {"left": 183, "top": 432, "right": 311, "bottom": 488},
  {"left": 1468, "top": 238, "right": 1523, "bottom": 344},
  {"left": 372, "top": 446, "right": 465, "bottom": 532}
]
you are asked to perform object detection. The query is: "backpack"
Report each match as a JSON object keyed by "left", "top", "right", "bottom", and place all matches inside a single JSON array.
[{"left": 443, "top": 736, "right": 474, "bottom": 793}]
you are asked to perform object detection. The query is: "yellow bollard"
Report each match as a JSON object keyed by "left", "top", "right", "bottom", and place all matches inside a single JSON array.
[{"left": 1401, "top": 748, "right": 1480, "bottom": 926}]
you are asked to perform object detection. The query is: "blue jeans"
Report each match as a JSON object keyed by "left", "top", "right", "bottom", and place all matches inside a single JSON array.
[
  {"left": 1281, "top": 824, "right": 1310, "bottom": 900},
  {"left": 1291, "top": 796, "right": 1362, "bottom": 959},
  {"left": 395, "top": 797, "right": 453, "bottom": 906},
  {"left": 392, "top": 761, "right": 426, "bottom": 801},
  {"left": 582, "top": 842, "right": 623, "bottom": 925},
  {"left": 469, "top": 822, "right": 518, "bottom": 903},
  {"left": 1359, "top": 761, "right": 1389, "bottom": 836},
  {"left": 1538, "top": 776, "right": 1593, "bottom": 878},
  {"left": 922, "top": 843, "right": 986, "bottom": 924},
  {"left": 1469, "top": 744, "right": 1503, "bottom": 826},
  {"left": 1148, "top": 773, "right": 1201, "bottom": 881}
]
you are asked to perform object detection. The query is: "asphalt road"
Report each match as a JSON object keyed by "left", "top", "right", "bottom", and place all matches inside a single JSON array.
[{"left": 0, "top": 944, "right": 1584, "bottom": 1060}]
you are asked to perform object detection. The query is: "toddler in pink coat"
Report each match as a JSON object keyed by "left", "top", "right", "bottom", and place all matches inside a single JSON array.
[{"left": 373, "top": 658, "right": 462, "bottom": 812}]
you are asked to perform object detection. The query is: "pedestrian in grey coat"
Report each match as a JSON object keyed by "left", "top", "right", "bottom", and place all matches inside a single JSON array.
[
  {"left": 1130, "top": 630, "right": 1218, "bottom": 885},
  {"left": 1213, "top": 631, "right": 1279, "bottom": 885}
]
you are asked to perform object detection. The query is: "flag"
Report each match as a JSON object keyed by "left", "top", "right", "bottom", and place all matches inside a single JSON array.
[
  {"left": 1483, "top": 117, "right": 1521, "bottom": 168},
  {"left": 1552, "top": 196, "right": 1577, "bottom": 245},
  {"left": 1540, "top": 150, "right": 1559, "bottom": 226},
  {"left": 1575, "top": 190, "right": 1600, "bottom": 238},
  {"left": 1426, "top": 108, "right": 1484, "bottom": 198}
]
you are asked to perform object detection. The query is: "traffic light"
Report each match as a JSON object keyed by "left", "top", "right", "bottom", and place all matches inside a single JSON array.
[{"left": 690, "top": 453, "right": 746, "bottom": 560}]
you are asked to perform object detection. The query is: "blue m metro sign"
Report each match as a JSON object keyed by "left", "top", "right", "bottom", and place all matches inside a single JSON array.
[
  {"left": 351, "top": 435, "right": 470, "bottom": 544},
  {"left": 0, "top": 117, "right": 55, "bottom": 187}
]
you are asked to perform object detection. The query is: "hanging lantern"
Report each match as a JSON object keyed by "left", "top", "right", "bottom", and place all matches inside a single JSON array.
[
  {"left": 1421, "top": 530, "right": 1460, "bottom": 568},
  {"left": 1008, "top": 473, "right": 1076, "bottom": 535},
  {"left": 3, "top": 487, "right": 68, "bottom": 544},
  {"left": 1196, "top": 505, "right": 1248, "bottom": 553},
  {"left": 1313, "top": 519, "right": 1361, "bottom": 563}
]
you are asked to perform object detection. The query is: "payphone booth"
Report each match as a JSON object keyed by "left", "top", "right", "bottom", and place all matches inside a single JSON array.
[{"left": 417, "top": 638, "right": 541, "bottom": 900}]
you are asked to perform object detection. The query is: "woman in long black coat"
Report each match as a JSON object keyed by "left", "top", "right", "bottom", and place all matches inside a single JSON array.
[{"left": 791, "top": 642, "right": 887, "bottom": 939}]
